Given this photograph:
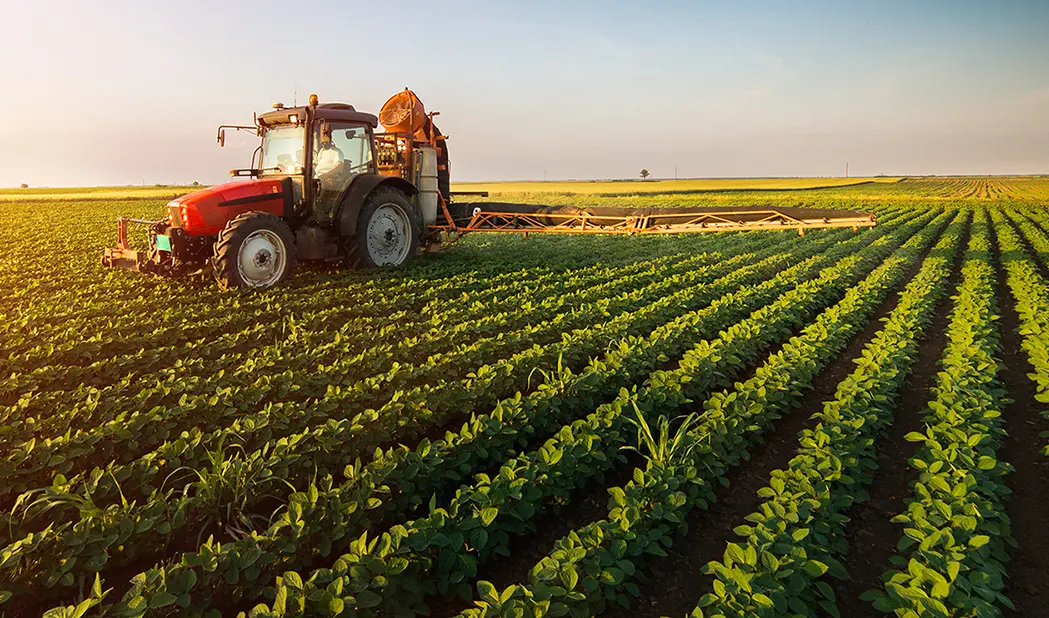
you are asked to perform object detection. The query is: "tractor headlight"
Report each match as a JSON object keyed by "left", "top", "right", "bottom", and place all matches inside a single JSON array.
[{"left": 167, "top": 200, "right": 181, "bottom": 227}]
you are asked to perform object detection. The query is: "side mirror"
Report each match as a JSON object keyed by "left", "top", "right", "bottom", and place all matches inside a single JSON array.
[{"left": 217, "top": 129, "right": 226, "bottom": 148}]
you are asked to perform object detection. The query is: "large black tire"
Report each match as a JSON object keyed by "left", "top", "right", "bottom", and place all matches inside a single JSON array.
[
  {"left": 343, "top": 187, "right": 422, "bottom": 269},
  {"left": 212, "top": 211, "right": 297, "bottom": 289}
]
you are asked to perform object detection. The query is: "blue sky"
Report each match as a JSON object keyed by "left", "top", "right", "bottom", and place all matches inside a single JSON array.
[{"left": 1, "top": 0, "right": 1047, "bottom": 186}]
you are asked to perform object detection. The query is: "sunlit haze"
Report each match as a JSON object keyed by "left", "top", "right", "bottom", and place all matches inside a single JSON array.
[{"left": 1, "top": 0, "right": 1047, "bottom": 187}]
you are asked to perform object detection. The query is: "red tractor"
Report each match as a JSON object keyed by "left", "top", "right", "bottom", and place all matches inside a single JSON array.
[{"left": 103, "top": 90, "right": 452, "bottom": 288}]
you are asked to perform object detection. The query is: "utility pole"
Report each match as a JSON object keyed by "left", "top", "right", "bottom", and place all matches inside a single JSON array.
[{"left": 845, "top": 162, "right": 849, "bottom": 178}]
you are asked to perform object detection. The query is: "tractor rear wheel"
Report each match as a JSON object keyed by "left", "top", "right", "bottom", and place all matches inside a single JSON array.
[
  {"left": 212, "top": 212, "right": 297, "bottom": 289},
  {"left": 343, "top": 188, "right": 421, "bottom": 269}
]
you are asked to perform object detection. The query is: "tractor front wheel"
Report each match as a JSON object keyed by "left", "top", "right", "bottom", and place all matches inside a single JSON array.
[
  {"left": 212, "top": 212, "right": 297, "bottom": 289},
  {"left": 344, "top": 188, "right": 421, "bottom": 269}
]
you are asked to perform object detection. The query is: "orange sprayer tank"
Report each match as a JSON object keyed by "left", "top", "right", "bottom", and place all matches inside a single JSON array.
[{"left": 380, "top": 89, "right": 429, "bottom": 139}]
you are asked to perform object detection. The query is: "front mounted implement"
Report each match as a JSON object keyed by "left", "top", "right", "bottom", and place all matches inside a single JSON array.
[{"left": 102, "top": 217, "right": 210, "bottom": 277}]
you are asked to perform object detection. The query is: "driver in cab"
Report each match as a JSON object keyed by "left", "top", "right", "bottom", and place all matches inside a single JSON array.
[{"left": 315, "top": 128, "right": 345, "bottom": 179}]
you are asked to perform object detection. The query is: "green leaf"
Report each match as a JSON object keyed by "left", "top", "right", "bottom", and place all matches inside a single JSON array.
[
  {"left": 969, "top": 535, "right": 990, "bottom": 549},
  {"left": 560, "top": 568, "right": 579, "bottom": 590},
  {"left": 602, "top": 567, "right": 625, "bottom": 585},
  {"left": 356, "top": 590, "right": 382, "bottom": 609},
  {"left": 149, "top": 592, "right": 178, "bottom": 609},
  {"left": 274, "top": 586, "right": 288, "bottom": 613},
  {"left": 802, "top": 560, "right": 829, "bottom": 577},
  {"left": 283, "top": 571, "right": 304, "bottom": 590},
  {"left": 480, "top": 507, "right": 499, "bottom": 526},
  {"left": 977, "top": 456, "right": 997, "bottom": 470},
  {"left": 500, "top": 585, "right": 518, "bottom": 605},
  {"left": 752, "top": 593, "right": 774, "bottom": 608},
  {"left": 725, "top": 543, "right": 747, "bottom": 566},
  {"left": 478, "top": 580, "right": 500, "bottom": 605}
]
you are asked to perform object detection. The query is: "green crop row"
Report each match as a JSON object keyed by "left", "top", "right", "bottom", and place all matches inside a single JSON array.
[
  {"left": 1, "top": 228, "right": 730, "bottom": 368},
  {"left": 445, "top": 210, "right": 949, "bottom": 618},
  {"left": 999, "top": 209, "right": 1049, "bottom": 455},
  {"left": 1, "top": 231, "right": 807, "bottom": 534},
  {"left": 1, "top": 244, "right": 725, "bottom": 448},
  {"left": 0, "top": 230, "right": 827, "bottom": 611},
  {"left": 867, "top": 210, "right": 1013, "bottom": 617},
  {"left": 3, "top": 218, "right": 916, "bottom": 614},
  {"left": 92, "top": 212, "right": 936, "bottom": 617},
  {"left": 1, "top": 246, "right": 745, "bottom": 501},
  {"left": 3, "top": 249, "right": 681, "bottom": 402},
  {"left": 0, "top": 246, "right": 718, "bottom": 438},
  {"left": 694, "top": 210, "right": 965, "bottom": 617},
  {"left": 31, "top": 219, "right": 925, "bottom": 526}
]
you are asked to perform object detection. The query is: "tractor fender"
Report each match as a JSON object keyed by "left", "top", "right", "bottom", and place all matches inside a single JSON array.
[{"left": 336, "top": 174, "right": 418, "bottom": 237}]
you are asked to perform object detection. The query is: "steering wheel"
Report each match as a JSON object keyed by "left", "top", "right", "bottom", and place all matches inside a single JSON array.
[{"left": 345, "top": 161, "right": 372, "bottom": 175}]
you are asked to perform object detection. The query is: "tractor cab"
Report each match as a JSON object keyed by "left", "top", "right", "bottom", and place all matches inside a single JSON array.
[{"left": 244, "top": 99, "right": 382, "bottom": 224}]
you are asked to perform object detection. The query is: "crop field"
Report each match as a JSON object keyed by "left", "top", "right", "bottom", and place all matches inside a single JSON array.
[{"left": 2, "top": 177, "right": 1049, "bottom": 618}]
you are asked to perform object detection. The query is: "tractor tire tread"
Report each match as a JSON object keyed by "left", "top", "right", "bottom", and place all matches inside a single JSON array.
[
  {"left": 212, "top": 211, "right": 297, "bottom": 290},
  {"left": 343, "top": 187, "right": 422, "bottom": 269}
]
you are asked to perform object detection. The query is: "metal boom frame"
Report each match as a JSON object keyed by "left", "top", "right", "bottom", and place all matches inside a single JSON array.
[{"left": 433, "top": 205, "right": 876, "bottom": 238}]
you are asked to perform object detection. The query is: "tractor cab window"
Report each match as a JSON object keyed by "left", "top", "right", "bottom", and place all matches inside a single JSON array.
[
  {"left": 312, "top": 122, "right": 374, "bottom": 220},
  {"left": 313, "top": 124, "right": 373, "bottom": 179},
  {"left": 259, "top": 125, "right": 306, "bottom": 175}
]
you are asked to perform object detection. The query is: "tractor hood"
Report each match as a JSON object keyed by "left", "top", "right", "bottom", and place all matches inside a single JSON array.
[{"left": 167, "top": 178, "right": 290, "bottom": 236}]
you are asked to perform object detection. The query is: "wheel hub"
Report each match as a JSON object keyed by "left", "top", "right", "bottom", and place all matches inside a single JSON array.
[
  {"left": 237, "top": 230, "right": 286, "bottom": 286},
  {"left": 366, "top": 204, "right": 411, "bottom": 265}
]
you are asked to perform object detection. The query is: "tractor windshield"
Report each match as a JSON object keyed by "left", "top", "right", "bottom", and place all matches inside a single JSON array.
[{"left": 259, "top": 125, "right": 306, "bottom": 175}]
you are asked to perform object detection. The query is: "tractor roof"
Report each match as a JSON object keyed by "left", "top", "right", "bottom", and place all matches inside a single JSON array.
[{"left": 258, "top": 103, "right": 378, "bottom": 128}]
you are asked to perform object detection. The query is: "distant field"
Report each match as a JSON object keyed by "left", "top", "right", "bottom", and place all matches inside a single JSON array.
[
  {"left": 8, "top": 176, "right": 1048, "bottom": 203},
  {"left": 452, "top": 177, "right": 901, "bottom": 196},
  {"left": 0, "top": 179, "right": 895, "bottom": 202},
  {"left": 0, "top": 186, "right": 194, "bottom": 201}
]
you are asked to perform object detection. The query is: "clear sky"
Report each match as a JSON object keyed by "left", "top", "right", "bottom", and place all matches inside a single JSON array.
[{"left": 1, "top": 0, "right": 1047, "bottom": 187}]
